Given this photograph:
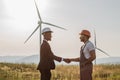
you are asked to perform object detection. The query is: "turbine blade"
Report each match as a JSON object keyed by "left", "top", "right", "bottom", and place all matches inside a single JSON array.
[
  {"left": 94, "top": 28, "right": 97, "bottom": 47},
  {"left": 42, "top": 22, "right": 67, "bottom": 30},
  {"left": 24, "top": 25, "right": 40, "bottom": 43},
  {"left": 34, "top": 0, "right": 42, "bottom": 21},
  {"left": 39, "top": 24, "right": 42, "bottom": 45},
  {"left": 96, "top": 47, "right": 110, "bottom": 56}
]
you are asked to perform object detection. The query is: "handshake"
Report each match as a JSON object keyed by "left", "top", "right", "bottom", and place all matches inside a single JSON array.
[
  {"left": 62, "top": 57, "right": 79, "bottom": 63},
  {"left": 63, "top": 58, "right": 72, "bottom": 63}
]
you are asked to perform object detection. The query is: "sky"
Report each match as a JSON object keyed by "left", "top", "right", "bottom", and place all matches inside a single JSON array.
[{"left": 0, "top": 0, "right": 120, "bottom": 59}]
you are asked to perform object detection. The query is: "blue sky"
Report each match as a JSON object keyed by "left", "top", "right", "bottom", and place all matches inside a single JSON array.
[{"left": 0, "top": 0, "right": 120, "bottom": 58}]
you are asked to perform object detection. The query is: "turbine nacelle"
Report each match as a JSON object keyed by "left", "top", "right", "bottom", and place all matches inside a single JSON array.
[{"left": 38, "top": 21, "right": 42, "bottom": 25}]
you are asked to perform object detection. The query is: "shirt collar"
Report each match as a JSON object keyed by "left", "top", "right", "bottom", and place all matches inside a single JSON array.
[
  {"left": 84, "top": 40, "right": 89, "bottom": 45},
  {"left": 43, "top": 39, "right": 48, "bottom": 42},
  {"left": 82, "top": 40, "right": 89, "bottom": 49}
]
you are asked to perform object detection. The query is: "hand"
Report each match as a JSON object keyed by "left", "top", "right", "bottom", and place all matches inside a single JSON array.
[
  {"left": 80, "top": 63, "right": 85, "bottom": 67},
  {"left": 63, "top": 58, "right": 71, "bottom": 63},
  {"left": 80, "top": 62, "right": 88, "bottom": 67}
]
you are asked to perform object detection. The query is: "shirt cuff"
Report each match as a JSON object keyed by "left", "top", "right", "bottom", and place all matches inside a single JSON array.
[{"left": 61, "top": 58, "right": 64, "bottom": 61}]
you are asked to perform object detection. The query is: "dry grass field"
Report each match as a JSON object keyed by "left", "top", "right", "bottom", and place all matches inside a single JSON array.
[{"left": 0, "top": 63, "right": 120, "bottom": 80}]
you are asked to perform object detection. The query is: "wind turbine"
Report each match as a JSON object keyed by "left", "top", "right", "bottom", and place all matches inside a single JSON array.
[
  {"left": 93, "top": 28, "right": 110, "bottom": 64},
  {"left": 24, "top": 0, "right": 67, "bottom": 59}
]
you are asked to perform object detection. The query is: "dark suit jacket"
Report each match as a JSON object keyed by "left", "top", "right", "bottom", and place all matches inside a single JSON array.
[{"left": 37, "top": 40, "right": 62, "bottom": 70}]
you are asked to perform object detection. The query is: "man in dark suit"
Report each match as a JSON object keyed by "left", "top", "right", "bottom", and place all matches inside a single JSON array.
[{"left": 37, "top": 27, "right": 69, "bottom": 80}]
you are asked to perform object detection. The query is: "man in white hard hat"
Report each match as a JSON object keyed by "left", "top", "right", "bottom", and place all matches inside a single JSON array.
[{"left": 37, "top": 27, "right": 70, "bottom": 80}]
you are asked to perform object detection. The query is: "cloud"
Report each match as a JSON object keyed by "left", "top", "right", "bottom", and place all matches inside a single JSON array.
[{"left": 0, "top": 0, "right": 7, "bottom": 19}]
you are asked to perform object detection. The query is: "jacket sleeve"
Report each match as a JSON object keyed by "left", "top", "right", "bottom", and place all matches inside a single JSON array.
[
  {"left": 49, "top": 48, "right": 62, "bottom": 62},
  {"left": 45, "top": 42, "right": 62, "bottom": 62},
  {"left": 53, "top": 54, "right": 62, "bottom": 62}
]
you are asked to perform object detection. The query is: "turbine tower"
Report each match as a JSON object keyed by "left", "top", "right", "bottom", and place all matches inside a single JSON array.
[
  {"left": 24, "top": 0, "right": 67, "bottom": 59},
  {"left": 93, "top": 28, "right": 110, "bottom": 64}
]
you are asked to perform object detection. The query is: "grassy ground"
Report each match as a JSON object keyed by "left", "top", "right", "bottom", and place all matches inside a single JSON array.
[{"left": 0, "top": 63, "right": 120, "bottom": 80}]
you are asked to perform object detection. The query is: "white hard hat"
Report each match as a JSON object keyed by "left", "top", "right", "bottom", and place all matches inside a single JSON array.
[{"left": 42, "top": 27, "right": 53, "bottom": 34}]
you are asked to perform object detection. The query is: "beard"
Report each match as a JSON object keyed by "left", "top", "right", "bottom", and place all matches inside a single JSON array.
[
  {"left": 80, "top": 39, "right": 84, "bottom": 42},
  {"left": 47, "top": 38, "right": 51, "bottom": 41}
]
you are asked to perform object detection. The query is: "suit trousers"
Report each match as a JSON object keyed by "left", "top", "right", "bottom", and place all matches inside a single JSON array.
[{"left": 40, "top": 69, "right": 51, "bottom": 80}]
